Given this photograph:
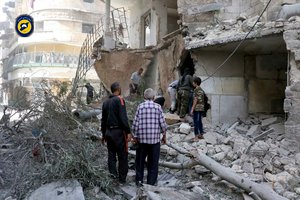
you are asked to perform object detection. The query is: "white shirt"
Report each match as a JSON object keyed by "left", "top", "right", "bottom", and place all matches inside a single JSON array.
[{"left": 131, "top": 71, "right": 142, "bottom": 85}]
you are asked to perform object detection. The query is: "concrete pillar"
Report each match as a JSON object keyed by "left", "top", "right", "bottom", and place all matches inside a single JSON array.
[
  {"left": 104, "top": 0, "right": 115, "bottom": 50},
  {"left": 105, "top": 0, "right": 110, "bottom": 32}
]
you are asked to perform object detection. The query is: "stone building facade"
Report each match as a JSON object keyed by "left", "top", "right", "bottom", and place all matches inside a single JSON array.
[
  {"left": 93, "top": 0, "right": 300, "bottom": 150},
  {"left": 1, "top": 0, "right": 104, "bottom": 104}
]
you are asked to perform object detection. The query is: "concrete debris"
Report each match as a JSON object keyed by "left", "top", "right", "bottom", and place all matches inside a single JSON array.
[
  {"left": 162, "top": 114, "right": 300, "bottom": 199},
  {"left": 179, "top": 123, "right": 192, "bottom": 134},
  {"left": 261, "top": 117, "right": 278, "bottom": 127},
  {"left": 246, "top": 125, "right": 260, "bottom": 136},
  {"left": 164, "top": 113, "right": 181, "bottom": 125},
  {"left": 26, "top": 180, "right": 85, "bottom": 200}
]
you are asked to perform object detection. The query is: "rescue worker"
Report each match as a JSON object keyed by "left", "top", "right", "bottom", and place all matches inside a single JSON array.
[
  {"left": 177, "top": 69, "right": 193, "bottom": 118},
  {"left": 101, "top": 82, "right": 132, "bottom": 184}
]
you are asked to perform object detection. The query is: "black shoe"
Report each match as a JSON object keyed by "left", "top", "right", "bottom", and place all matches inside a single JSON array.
[{"left": 136, "top": 181, "right": 143, "bottom": 187}]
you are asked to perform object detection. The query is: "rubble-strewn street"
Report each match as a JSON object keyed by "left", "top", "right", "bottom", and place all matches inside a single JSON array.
[
  {"left": 1, "top": 92, "right": 299, "bottom": 200},
  {"left": 1, "top": 0, "right": 300, "bottom": 199}
]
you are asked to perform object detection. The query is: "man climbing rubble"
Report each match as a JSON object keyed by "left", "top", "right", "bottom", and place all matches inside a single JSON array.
[
  {"left": 129, "top": 68, "right": 144, "bottom": 95},
  {"left": 101, "top": 82, "right": 132, "bottom": 184},
  {"left": 78, "top": 82, "right": 94, "bottom": 104}
]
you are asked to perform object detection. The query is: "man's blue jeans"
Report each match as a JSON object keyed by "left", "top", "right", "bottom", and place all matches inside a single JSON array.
[{"left": 193, "top": 111, "right": 204, "bottom": 135}]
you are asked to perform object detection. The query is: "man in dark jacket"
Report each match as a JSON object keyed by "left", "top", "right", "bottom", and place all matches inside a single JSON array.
[
  {"left": 85, "top": 83, "right": 94, "bottom": 104},
  {"left": 101, "top": 82, "right": 132, "bottom": 183},
  {"left": 177, "top": 69, "right": 193, "bottom": 118}
]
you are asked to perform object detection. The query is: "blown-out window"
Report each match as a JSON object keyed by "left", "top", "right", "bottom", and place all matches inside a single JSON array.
[{"left": 82, "top": 23, "right": 94, "bottom": 33}]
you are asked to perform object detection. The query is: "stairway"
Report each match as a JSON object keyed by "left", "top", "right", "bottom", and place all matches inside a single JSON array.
[{"left": 71, "top": 7, "right": 129, "bottom": 96}]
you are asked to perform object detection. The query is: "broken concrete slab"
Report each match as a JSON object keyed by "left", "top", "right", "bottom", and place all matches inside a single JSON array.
[
  {"left": 253, "top": 128, "right": 274, "bottom": 141},
  {"left": 242, "top": 162, "right": 254, "bottom": 174},
  {"left": 204, "top": 132, "right": 217, "bottom": 145},
  {"left": 119, "top": 185, "right": 137, "bottom": 199},
  {"left": 261, "top": 117, "right": 278, "bottom": 127},
  {"left": 226, "top": 122, "right": 239, "bottom": 134},
  {"left": 142, "top": 184, "right": 202, "bottom": 200},
  {"left": 249, "top": 141, "right": 270, "bottom": 156},
  {"left": 26, "top": 180, "right": 85, "bottom": 200},
  {"left": 246, "top": 125, "right": 260, "bottom": 136},
  {"left": 164, "top": 113, "right": 181, "bottom": 125},
  {"left": 235, "top": 126, "right": 248, "bottom": 135}
]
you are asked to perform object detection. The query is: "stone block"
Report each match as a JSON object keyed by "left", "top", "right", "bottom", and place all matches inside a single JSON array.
[
  {"left": 179, "top": 123, "right": 191, "bottom": 134},
  {"left": 283, "top": 191, "right": 299, "bottom": 200},
  {"left": 235, "top": 126, "right": 248, "bottom": 134},
  {"left": 253, "top": 128, "right": 274, "bottom": 141},
  {"left": 249, "top": 141, "right": 270, "bottom": 156},
  {"left": 204, "top": 132, "right": 218, "bottom": 145},
  {"left": 246, "top": 125, "right": 260, "bottom": 136},
  {"left": 290, "top": 81, "right": 300, "bottom": 92},
  {"left": 284, "top": 98, "right": 292, "bottom": 112},
  {"left": 26, "top": 180, "right": 85, "bottom": 200},
  {"left": 119, "top": 186, "right": 136, "bottom": 200},
  {"left": 164, "top": 113, "right": 180, "bottom": 125},
  {"left": 212, "top": 152, "right": 226, "bottom": 161},
  {"left": 242, "top": 162, "right": 254, "bottom": 174},
  {"left": 261, "top": 117, "right": 278, "bottom": 127},
  {"left": 295, "top": 49, "right": 300, "bottom": 61},
  {"left": 233, "top": 137, "right": 252, "bottom": 156}
]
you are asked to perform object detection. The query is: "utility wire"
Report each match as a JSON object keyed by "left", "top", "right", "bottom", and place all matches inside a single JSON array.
[{"left": 202, "top": 0, "right": 273, "bottom": 82}]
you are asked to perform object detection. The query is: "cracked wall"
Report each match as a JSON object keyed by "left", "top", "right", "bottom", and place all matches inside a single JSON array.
[{"left": 94, "top": 35, "right": 184, "bottom": 104}]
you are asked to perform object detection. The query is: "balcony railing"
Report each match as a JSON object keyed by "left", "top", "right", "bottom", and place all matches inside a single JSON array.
[{"left": 8, "top": 52, "right": 79, "bottom": 69}]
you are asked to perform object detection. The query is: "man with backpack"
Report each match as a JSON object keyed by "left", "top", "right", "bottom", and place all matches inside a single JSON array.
[{"left": 190, "top": 77, "right": 208, "bottom": 141}]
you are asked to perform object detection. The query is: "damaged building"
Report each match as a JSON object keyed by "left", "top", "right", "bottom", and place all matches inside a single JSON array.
[{"left": 91, "top": 0, "right": 300, "bottom": 151}]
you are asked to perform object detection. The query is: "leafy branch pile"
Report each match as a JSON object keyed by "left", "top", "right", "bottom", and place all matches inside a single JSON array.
[{"left": 0, "top": 81, "right": 113, "bottom": 199}]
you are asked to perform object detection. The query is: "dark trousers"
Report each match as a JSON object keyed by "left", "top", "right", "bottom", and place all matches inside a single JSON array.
[
  {"left": 105, "top": 129, "right": 128, "bottom": 182},
  {"left": 193, "top": 111, "right": 204, "bottom": 135},
  {"left": 177, "top": 89, "right": 190, "bottom": 118},
  {"left": 135, "top": 142, "right": 160, "bottom": 185},
  {"left": 86, "top": 95, "right": 93, "bottom": 104},
  {"left": 129, "top": 83, "right": 139, "bottom": 95}
]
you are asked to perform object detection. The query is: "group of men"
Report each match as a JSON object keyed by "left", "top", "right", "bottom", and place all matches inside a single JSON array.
[
  {"left": 101, "top": 81, "right": 167, "bottom": 186},
  {"left": 167, "top": 69, "right": 206, "bottom": 141},
  {"left": 101, "top": 67, "right": 206, "bottom": 186}
]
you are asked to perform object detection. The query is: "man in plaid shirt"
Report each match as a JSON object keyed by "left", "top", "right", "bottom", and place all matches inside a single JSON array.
[{"left": 132, "top": 88, "right": 167, "bottom": 186}]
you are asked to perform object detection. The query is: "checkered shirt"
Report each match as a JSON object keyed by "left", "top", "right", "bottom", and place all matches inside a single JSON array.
[{"left": 132, "top": 100, "right": 167, "bottom": 144}]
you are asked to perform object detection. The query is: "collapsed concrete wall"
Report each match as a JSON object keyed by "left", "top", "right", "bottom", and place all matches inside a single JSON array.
[
  {"left": 177, "top": 0, "right": 300, "bottom": 149},
  {"left": 283, "top": 28, "right": 300, "bottom": 152},
  {"left": 94, "top": 35, "right": 185, "bottom": 104},
  {"left": 178, "top": 0, "right": 300, "bottom": 34}
]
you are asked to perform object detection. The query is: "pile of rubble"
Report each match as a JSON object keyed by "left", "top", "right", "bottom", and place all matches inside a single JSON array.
[{"left": 160, "top": 114, "right": 300, "bottom": 199}]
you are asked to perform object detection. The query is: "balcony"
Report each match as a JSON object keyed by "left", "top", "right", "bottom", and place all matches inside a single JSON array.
[{"left": 10, "top": 52, "right": 79, "bottom": 70}]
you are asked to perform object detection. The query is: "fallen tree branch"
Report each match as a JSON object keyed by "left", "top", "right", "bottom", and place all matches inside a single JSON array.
[
  {"left": 166, "top": 142, "right": 287, "bottom": 200},
  {"left": 159, "top": 160, "right": 198, "bottom": 169}
]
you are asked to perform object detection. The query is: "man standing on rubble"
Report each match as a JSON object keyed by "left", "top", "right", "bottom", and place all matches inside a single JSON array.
[
  {"left": 132, "top": 88, "right": 167, "bottom": 186},
  {"left": 101, "top": 82, "right": 132, "bottom": 184},
  {"left": 177, "top": 69, "right": 193, "bottom": 119}
]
